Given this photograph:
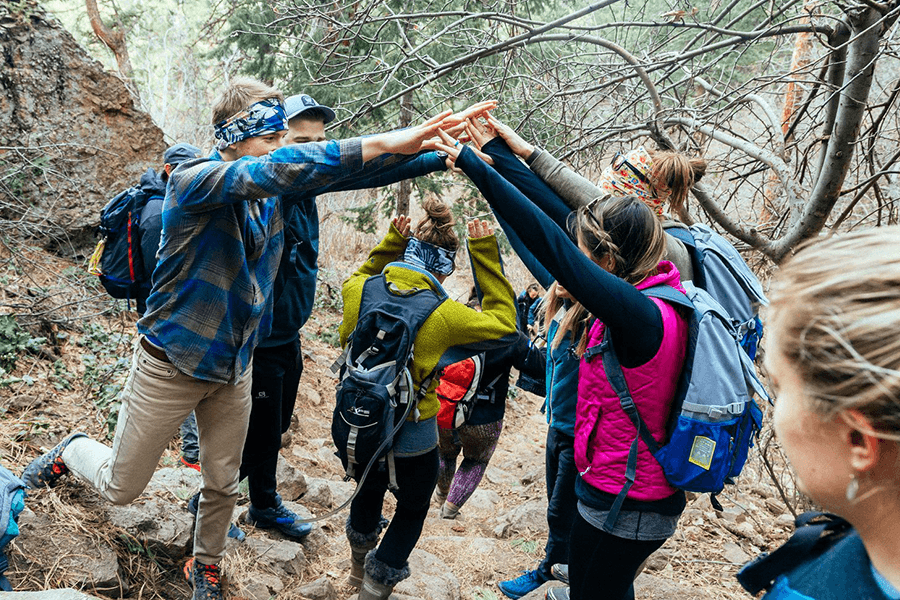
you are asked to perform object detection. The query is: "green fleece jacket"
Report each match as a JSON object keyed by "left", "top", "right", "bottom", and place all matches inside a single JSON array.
[{"left": 340, "top": 223, "right": 518, "bottom": 421}]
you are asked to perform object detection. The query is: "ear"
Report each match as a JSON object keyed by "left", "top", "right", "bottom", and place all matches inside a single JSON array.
[
  {"left": 843, "top": 410, "right": 881, "bottom": 472},
  {"left": 164, "top": 164, "right": 174, "bottom": 177}
]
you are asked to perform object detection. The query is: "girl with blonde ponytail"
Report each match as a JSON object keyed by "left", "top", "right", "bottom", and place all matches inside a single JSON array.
[{"left": 436, "top": 125, "right": 691, "bottom": 600}]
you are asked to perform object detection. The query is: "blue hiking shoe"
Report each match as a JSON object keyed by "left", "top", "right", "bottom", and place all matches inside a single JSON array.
[
  {"left": 187, "top": 492, "right": 246, "bottom": 542},
  {"left": 499, "top": 569, "right": 548, "bottom": 599},
  {"left": 245, "top": 499, "right": 312, "bottom": 540},
  {"left": 21, "top": 432, "right": 87, "bottom": 489}
]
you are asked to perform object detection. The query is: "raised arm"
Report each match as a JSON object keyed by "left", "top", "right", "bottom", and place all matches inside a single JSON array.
[
  {"left": 339, "top": 217, "right": 411, "bottom": 347},
  {"left": 452, "top": 146, "right": 663, "bottom": 365}
]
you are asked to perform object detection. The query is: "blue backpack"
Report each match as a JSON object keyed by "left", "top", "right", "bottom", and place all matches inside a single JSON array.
[
  {"left": 585, "top": 282, "right": 768, "bottom": 527},
  {"left": 88, "top": 181, "right": 160, "bottom": 306},
  {"left": 0, "top": 465, "right": 26, "bottom": 591},
  {"left": 666, "top": 223, "right": 768, "bottom": 359},
  {"left": 331, "top": 262, "right": 446, "bottom": 490}
]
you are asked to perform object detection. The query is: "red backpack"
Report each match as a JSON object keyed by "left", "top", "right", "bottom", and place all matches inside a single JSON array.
[{"left": 436, "top": 355, "right": 483, "bottom": 429}]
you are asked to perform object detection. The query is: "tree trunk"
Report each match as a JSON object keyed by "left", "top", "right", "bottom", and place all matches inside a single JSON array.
[
  {"left": 84, "top": 0, "right": 137, "bottom": 101},
  {"left": 395, "top": 92, "right": 414, "bottom": 216}
]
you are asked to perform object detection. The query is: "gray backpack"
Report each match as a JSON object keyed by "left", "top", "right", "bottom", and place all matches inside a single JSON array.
[
  {"left": 665, "top": 223, "right": 768, "bottom": 359},
  {"left": 584, "top": 282, "right": 768, "bottom": 527}
]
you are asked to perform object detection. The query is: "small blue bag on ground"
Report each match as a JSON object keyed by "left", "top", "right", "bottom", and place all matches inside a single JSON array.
[
  {"left": 585, "top": 282, "right": 768, "bottom": 527},
  {"left": 665, "top": 222, "right": 768, "bottom": 359},
  {"left": 0, "top": 465, "right": 26, "bottom": 591}
]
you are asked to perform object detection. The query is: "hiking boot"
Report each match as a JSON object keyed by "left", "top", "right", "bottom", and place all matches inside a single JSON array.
[
  {"left": 498, "top": 569, "right": 547, "bottom": 599},
  {"left": 186, "top": 493, "right": 246, "bottom": 542},
  {"left": 183, "top": 557, "right": 223, "bottom": 600},
  {"left": 433, "top": 488, "right": 447, "bottom": 507},
  {"left": 358, "top": 552, "right": 409, "bottom": 600},
  {"left": 180, "top": 454, "right": 201, "bottom": 472},
  {"left": 21, "top": 432, "right": 87, "bottom": 489},
  {"left": 550, "top": 564, "right": 569, "bottom": 585},
  {"left": 346, "top": 519, "right": 383, "bottom": 588},
  {"left": 545, "top": 586, "right": 570, "bottom": 600},
  {"left": 246, "top": 498, "right": 312, "bottom": 539},
  {"left": 358, "top": 571, "right": 395, "bottom": 600},
  {"left": 440, "top": 501, "right": 460, "bottom": 520}
]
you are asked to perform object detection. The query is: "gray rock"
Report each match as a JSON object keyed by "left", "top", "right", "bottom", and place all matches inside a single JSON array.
[
  {"left": 2, "top": 591, "right": 105, "bottom": 600},
  {"left": 393, "top": 549, "right": 461, "bottom": 600},
  {"left": 107, "top": 498, "right": 194, "bottom": 558},
  {"left": 243, "top": 537, "right": 307, "bottom": 575},
  {"left": 485, "top": 465, "right": 516, "bottom": 485},
  {"left": 304, "top": 476, "right": 335, "bottom": 508},
  {"left": 492, "top": 499, "right": 548, "bottom": 538},
  {"left": 520, "top": 581, "right": 562, "bottom": 600},
  {"left": 465, "top": 488, "right": 501, "bottom": 512},
  {"left": 14, "top": 510, "right": 124, "bottom": 597},
  {"left": 241, "top": 570, "right": 284, "bottom": 600},
  {"left": 722, "top": 541, "right": 752, "bottom": 565},
  {"left": 634, "top": 572, "right": 710, "bottom": 599},
  {"left": 277, "top": 454, "right": 308, "bottom": 501},
  {"left": 144, "top": 466, "right": 202, "bottom": 501},
  {"left": 296, "top": 576, "right": 336, "bottom": 600}
]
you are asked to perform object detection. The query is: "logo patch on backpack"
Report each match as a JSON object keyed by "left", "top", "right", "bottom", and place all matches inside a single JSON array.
[{"left": 688, "top": 436, "right": 715, "bottom": 470}]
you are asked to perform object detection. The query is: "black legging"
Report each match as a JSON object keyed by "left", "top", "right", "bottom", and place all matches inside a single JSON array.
[
  {"left": 349, "top": 448, "right": 440, "bottom": 570},
  {"left": 567, "top": 511, "right": 666, "bottom": 600}
]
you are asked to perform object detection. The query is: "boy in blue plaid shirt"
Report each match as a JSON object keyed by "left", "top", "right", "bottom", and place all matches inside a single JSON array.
[{"left": 23, "top": 76, "right": 453, "bottom": 600}]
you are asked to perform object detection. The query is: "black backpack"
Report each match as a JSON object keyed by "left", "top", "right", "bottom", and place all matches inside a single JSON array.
[
  {"left": 331, "top": 262, "right": 446, "bottom": 490},
  {"left": 88, "top": 183, "right": 156, "bottom": 304}
]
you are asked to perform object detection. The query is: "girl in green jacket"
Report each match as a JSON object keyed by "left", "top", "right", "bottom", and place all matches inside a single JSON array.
[{"left": 340, "top": 199, "right": 518, "bottom": 600}]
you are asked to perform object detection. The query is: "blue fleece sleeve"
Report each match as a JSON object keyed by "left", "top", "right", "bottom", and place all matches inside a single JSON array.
[{"left": 456, "top": 146, "right": 663, "bottom": 366}]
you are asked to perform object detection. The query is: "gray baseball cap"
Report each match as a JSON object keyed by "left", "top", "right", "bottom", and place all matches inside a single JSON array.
[
  {"left": 284, "top": 94, "right": 336, "bottom": 124},
  {"left": 163, "top": 143, "right": 203, "bottom": 166}
]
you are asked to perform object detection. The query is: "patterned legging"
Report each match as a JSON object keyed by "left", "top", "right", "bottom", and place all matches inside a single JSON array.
[{"left": 437, "top": 419, "right": 504, "bottom": 508}]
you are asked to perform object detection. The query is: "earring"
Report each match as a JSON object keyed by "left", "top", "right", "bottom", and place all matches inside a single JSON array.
[{"left": 846, "top": 473, "right": 860, "bottom": 502}]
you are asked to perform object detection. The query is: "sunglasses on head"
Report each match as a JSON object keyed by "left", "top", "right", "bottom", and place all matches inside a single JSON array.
[{"left": 611, "top": 152, "right": 651, "bottom": 186}]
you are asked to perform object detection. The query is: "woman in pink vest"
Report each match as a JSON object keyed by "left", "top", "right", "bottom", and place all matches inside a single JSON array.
[{"left": 434, "top": 127, "right": 690, "bottom": 600}]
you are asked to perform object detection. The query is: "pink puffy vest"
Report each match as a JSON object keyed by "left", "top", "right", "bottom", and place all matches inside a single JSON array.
[{"left": 574, "top": 262, "right": 688, "bottom": 501}]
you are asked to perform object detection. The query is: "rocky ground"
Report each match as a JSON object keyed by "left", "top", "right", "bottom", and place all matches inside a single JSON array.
[{"left": 0, "top": 243, "right": 802, "bottom": 600}]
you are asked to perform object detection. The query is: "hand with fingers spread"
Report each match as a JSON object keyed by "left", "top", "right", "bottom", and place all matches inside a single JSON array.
[
  {"left": 363, "top": 109, "right": 454, "bottom": 161},
  {"left": 467, "top": 218, "right": 494, "bottom": 239},
  {"left": 442, "top": 100, "right": 499, "bottom": 127},
  {"left": 392, "top": 214, "right": 412, "bottom": 238},
  {"left": 465, "top": 117, "right": 498, "bottom": 150},
  {"left": 430, "top": 127, "right": 495, "bottom": 166},
  {"left": 484, "top": 113, "right": 535, "bottom": 159}
]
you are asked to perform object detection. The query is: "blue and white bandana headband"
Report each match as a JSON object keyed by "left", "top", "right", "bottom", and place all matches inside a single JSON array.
[
  {"left": 403, "top": 237, "right": 457, "bottom": 275},
  {"left": 214, "top": 98, "right": 288, "bottom": 150}
]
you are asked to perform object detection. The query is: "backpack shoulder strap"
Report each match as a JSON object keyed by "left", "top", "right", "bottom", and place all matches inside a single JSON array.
[
  {"left": 737, "top": 512, "right": 853, "bottom": 595},
  {"left": 593, "top": 333, "right": 661, "bottom": 530},
  {"left": 664, "top": 224, "right": 696, "bottom": 248},
  {"left": 641, "top": 284, "right": 694, "bottom": 311}
]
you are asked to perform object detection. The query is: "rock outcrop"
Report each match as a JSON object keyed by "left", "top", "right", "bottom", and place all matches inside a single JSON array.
[{"left": 0, "top": 1, "right": 165, "bottom": 252}]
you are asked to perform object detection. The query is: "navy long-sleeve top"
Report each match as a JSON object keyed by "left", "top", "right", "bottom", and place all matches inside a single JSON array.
[{"left": 456, "top": 144, "right": 664, "bottom": 368}]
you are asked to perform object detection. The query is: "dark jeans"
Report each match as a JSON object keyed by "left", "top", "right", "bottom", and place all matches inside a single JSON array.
[
  {"left": 239, "top": 338, "right": 302, "bottom": 509},
  {"left": 349, "top": 448, "right": 439, "bottom": 570},
  {"left": 568, "top": 512, "right": 665, "bottom": 600},
  {"left": 180, "top": 412, "right": 200, "bottom": 461},
  {"left": 538, "top": 427, "right": 578, "bottom": 578}
]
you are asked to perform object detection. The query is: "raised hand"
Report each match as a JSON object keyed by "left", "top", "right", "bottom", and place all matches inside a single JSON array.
[
  {"left": 430, "top": 128, "right": 495, "bottom": 166},
  {"left": 443, "top": 100, "right": 499, "bottom": 126},
  {"left": 465, "top": 117, "right": 497, "bottom": 150},
  {"left": 467, "top": 218, "right": 494, "bottom": 239},
  {"left": 392, "top": 214, "right": 412, "bottom": 237},
  {"left": 484, "top": 113, "right": 535, "bottom": 159},
  {"left": 363, "top": 109, "right": 454, "bottom": 160}
]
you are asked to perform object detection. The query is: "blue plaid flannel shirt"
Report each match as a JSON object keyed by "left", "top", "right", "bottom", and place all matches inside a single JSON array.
[{"left": 137, "top": 138, "right": 363, "bottom": 383}]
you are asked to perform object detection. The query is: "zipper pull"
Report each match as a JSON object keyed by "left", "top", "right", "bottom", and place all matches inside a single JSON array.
[{"left": 580, "top": 465, "right": 591, "bottom": 476}]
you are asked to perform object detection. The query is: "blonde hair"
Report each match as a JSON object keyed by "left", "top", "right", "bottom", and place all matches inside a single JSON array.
[
  {"left": 212, "top": 76, "right": 284, "bottom": 126},
  {"left": 540, "top": 281, "right": 591, "bottom": 355},
  {"left": 769, "top": 227, "right": 900, "bottom": 442},
  {"left": 648, "top": 151, "right": 707, "bottom": 213}
]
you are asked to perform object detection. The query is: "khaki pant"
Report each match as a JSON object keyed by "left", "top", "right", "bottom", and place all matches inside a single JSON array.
[{"left": 63, "top": 339, "right": 252, "bottom": 564}]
